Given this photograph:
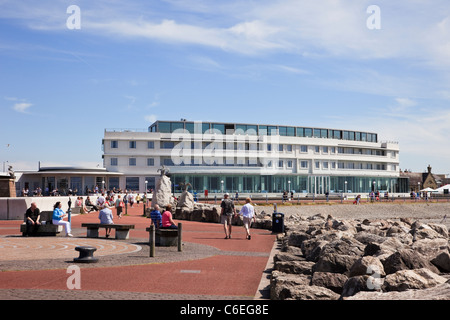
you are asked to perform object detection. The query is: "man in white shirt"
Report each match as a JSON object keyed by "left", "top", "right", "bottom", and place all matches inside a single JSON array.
[{"left": 239, "top": 197, "right": 256, "bottom": 240}]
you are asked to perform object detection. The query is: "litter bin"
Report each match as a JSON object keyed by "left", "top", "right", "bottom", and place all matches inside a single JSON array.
[{"left": 272, "top": 212, "right": 285, "bottom": 233}]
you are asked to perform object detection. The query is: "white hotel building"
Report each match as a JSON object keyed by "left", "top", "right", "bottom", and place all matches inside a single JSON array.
[{"left": 102, "top": 120, "right": 408, "bottom": 196}]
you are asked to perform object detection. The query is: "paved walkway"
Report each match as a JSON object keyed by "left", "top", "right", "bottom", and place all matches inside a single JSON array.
[{"left": 0, "top": 205, "right": 277, "bottom": 300}]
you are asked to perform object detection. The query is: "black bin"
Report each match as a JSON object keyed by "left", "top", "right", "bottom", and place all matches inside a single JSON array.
[{"left": 272, "top": 212, "right": 285, "bottom": 233}]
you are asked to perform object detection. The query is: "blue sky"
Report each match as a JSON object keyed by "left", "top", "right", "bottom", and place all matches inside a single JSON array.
[{"left": 1, "top": 0, "right": 450, "bottom": 174}]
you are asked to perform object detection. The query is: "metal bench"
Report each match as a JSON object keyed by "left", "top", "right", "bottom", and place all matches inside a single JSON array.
[{"left": 81, "top": 223, "right": 135, "bottom": 240}]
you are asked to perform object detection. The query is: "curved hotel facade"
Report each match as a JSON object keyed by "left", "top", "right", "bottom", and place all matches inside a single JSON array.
[{"left": 102, "top": 120, "right": 408, "bottom": 196}]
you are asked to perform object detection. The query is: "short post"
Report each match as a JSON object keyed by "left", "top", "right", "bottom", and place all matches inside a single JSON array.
[
  {"left": 149, "top": 224, "right": 155, "bottom": 257},
  {"left": 178, "top": 222, "right": 182, "bottom": 252}
]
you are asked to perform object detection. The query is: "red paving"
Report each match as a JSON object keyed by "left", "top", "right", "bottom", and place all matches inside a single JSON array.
[{"left": 0, "top": 205, "right": 276, "bottom": 299}]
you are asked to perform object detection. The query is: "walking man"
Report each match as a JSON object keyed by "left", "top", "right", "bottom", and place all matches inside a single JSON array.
[{"left": 221, "top": 193, "right": 236, "bottom": 239}]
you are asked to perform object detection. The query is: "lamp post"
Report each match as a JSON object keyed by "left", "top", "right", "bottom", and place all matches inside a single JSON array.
[
  {"left": 221, "top": 180, "right": 224, "bottom": 194},
  {"left": 102, "top": 180, "right": 105, "bottom": 193},
  {"left": 288, "top": 180, "right": 291, "bottom": 200}
]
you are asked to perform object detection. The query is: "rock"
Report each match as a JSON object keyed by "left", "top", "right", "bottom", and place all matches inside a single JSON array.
[
  {"left": 313, "top": 253, "right": 360, "bottom": 275},
  {"left": 382, "top": 249, "right": 441, "bottom": 275},
  {"left": 274, "top": 260, "right": 315, "bottom": 275},
  {"left": 354, "top": 231, "right": 386, "bottom": 245},
  {"left": 273, "top": 252, "right": 303, "bottom": 263},
  {"left": 319, "top": 237, "right": 365, "bottom": 257},
  {"left": 301, "top": 238, "right": 328, "bottom": 262},
  {"left": 349, "top": 256, "right": 386, "bottom": 278},
  {"left": 278, "top": 284, "right": 340, "bottom": 300},
  {"left": 177, "top": 190, "right": 195, "bottom": 211},
  {"left": 348, "top": 283, "right": 450, "bottom": 300},
  {"left": 428, "top": 223, "right": 449, "bottom": 239},
  {"left": 270, "top": 271, "right": 311, "bottom": 300},
  {"left": 151, "top": 175, "right": 174, "bottom": 208},
  {"left": 431, "top": 252, "right": 450, "bottom": 272},
  {"left": 364, "top": 242, "right": 382, "bottom": 256},
  {"left": 310, "top": 272, "right": 348, "bottom": 294},
  {"left": 383, "top": 268, "right": 447, "bottom": 292},
  {"left": 286, "top": 231, "right": 311, "bottom": 247},
  {"left": 411, "top": 238, "right": 448, "bottom": 259},
  {"left": 341, "top": 275, "right": 374, "bottom": 298}
]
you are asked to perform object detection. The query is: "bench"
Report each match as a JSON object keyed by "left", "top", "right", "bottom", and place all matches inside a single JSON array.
[
  {"left": 20, "top": 211, "right": 63, "bottom": 236},
  {"left": 145, "top": 226, "right": 180, "bottom": 247},
  {"left": 81, "top": 223, "right": 135, "bottom": 240}
]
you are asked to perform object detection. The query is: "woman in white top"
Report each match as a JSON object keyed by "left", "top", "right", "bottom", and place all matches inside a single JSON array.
[{"left": 239, "top": 197, "right": 256, "bottom": 240}]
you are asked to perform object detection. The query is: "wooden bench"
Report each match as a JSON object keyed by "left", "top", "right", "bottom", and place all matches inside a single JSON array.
[
  {"left": 145, "top": 226, "right": 180, "bottom": 247},
  {"left": 81, "top": 223, "right": 135, "bottom": 240},
  {"left": 20, "top": 211, "right": 63, "bottom": 236}
]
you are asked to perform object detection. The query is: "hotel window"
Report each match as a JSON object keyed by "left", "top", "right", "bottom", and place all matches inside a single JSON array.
[
  {"left": 111, "top": 141, "right": 118, "bottom": 148},
  {"left": 322, "top": 146, "right": 328, "bottom": 154},
  {"left": 300, "top": 145, "right": 308, "bottom": 153},
  {"left": 267, "top": 144, "right": 272, "bottom": 151},
  {"left": 315, "top": 161, "right": 320, "bottom": 169},
  {"left": 331, "top": 162, "right": 336, "bottom": 169},
  {"left": 304, "top": 128, "right": 313, "bottom": 137},
  {"left": 147, "top": 158, "right": 155, "bottom": 166},
  {"left": 148, "top": 141, "right": 154, "bottom": 149},
  {"left": 129, "top": 141, "right": 136, "bottom": 149},
  {"left": 323, "top": 162, "right": 329, "bottom": 169},
  {"left": 163, "top": 158, "right": 174, "bottom": 166},
  {"left": 110, "top": 158, "right": 118, "bottom": 166},
  {"left": 278, "top": 144, "right": 283, "bottom": 152},
  {"left": 287, "top": 160, "right": 293, "bottom": 168},
  {"left": 267, "top": 160, "right": 273, "bottom": 168},
  {"left": 286, "top": 145, "right": 293, "bottom": 152},
  {"left": 300, "top": 161, "right": 308, "bottom": 168},
  {"left": 330, "top": 147, "right": 336, "bottom": 154},
  {"left": 129, "top": 158, "right": 136, "bottom": 166},
  {"left": 161, "top": 141, "right": 175, "bottom": 149},
  {"left": 314, "top": 146, "right": 320, "bottom": 153},
  {"left": 278, "top": 160, "right": 284, "bottom": 168}
]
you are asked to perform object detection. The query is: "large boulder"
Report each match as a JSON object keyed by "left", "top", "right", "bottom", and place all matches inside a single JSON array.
[
  {"left": 310, "top": 272, "right": 348, "bottom": 294},
  {"left": 151, "top": 175, "right": 174, "bottom": 208},
  {"left": 431, "top": 252, "right": 450, "bottom": 272},
  {"left": 383, "top": 268, "right": 448, "bottom": 292},
  {"left": 382, "top": 249, "right": 441, "bottom": 275}
]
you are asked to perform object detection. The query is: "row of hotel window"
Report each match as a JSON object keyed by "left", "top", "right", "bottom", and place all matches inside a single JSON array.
[
  {"left": 109, "top": 157, "right": 394, "bottom": 171},
  {"left": 150, "top": 122, "right": 378, "bottom": 143},
  {"left": 110, "top": 141, "right": 392, "bottom": 157}
]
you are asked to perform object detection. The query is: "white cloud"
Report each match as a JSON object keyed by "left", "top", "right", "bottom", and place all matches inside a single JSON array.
[{"left": 144, "top": 114, "right": 158, "bottom": 123}]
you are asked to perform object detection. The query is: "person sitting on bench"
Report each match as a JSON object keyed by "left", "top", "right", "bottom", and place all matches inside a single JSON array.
[
  {"left": 98, "top": 203, "right": 114, "bottom": 238},
  {"left": 24, "top": 202, "right": 41, "bottom": 236},
  {"left": 161, "top": 204, "right": 177, "bottom": 229},
  {"left": 150, "top": 204, "right": 162, "bottom": 229},
  {"left": 52, "top": 202, "right": 73, "bottom": 237}
]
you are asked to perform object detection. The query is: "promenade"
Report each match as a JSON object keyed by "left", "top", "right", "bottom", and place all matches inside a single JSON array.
[{"left": 0, "top": 205, "right": 277, "bottom": 300}]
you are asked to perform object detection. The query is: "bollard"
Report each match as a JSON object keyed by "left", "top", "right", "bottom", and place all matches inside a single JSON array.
[
  {"left": 178, "top": 223, "right": 182, "bottom": 252},
  {"left": 74, "top": 246, "right": 98, "bottom": 263},
  {"left": 149, "top": 224, "right": 155, "bottom": 257}
]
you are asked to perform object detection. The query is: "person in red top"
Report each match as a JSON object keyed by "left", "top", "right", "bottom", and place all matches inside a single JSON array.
[{"left": 161, "top": 204, "right": 178, "bottom": 229}]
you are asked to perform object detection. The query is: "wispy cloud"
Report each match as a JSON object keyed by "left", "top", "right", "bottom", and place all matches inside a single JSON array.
[{"left": 5, "top": 97, "right": 33, "bottom": 113}]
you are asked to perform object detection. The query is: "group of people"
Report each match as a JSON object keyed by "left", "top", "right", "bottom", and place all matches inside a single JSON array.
[{"left": 24, "top": 193, "right": 258, "bottom": 240}]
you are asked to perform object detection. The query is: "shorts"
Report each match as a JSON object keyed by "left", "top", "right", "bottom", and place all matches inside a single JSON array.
[
  {"left": 243, "top": 217, "right": 253, "bottom": 229},
  {"left": 221, "top": 214, "right": 232, "bottom": 225}
]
